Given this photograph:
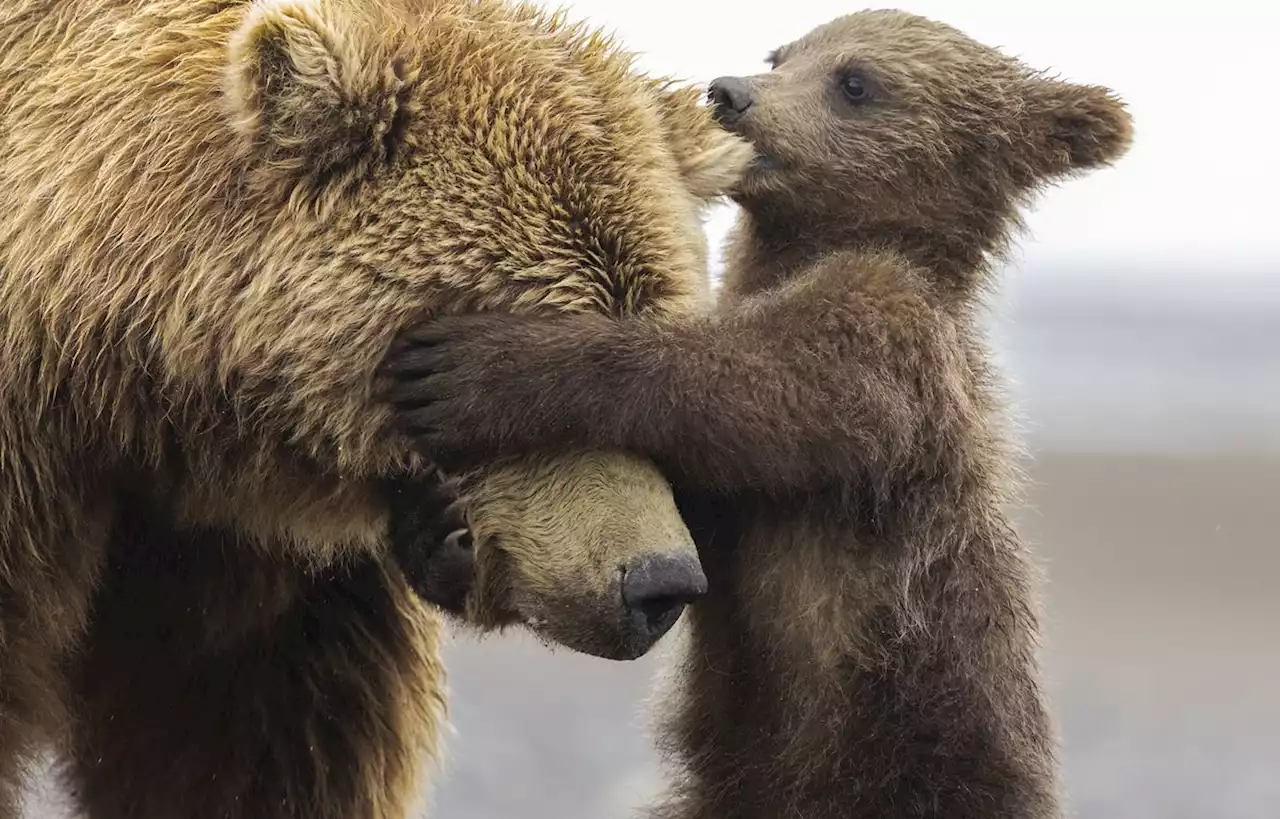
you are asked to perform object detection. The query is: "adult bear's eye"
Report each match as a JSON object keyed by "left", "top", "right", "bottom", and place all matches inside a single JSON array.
[{"left": 840, "top": 71, "right": 869, "bottom": 103}]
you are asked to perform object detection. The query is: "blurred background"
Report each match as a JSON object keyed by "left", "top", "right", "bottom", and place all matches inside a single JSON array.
[{"left": 23, "top": 1, "right": 1278, "bottom": 818}]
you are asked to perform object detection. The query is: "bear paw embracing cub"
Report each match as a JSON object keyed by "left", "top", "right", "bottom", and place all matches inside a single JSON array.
[{"left": 0, "top": 0, "right": 749, "bottom": 817}]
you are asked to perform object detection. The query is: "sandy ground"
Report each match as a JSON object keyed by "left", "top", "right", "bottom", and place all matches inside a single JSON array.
[{"left": 23, "top": 451, "right": 1279, "bottom": 818}]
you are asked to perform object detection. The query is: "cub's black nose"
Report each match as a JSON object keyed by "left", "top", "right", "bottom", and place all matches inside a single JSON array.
[
  {"left": 707, "top": 76, "right": 755, "bottom": 125},
  {"left": 621, "top": 552, "right": 708, "bottom": 637}
]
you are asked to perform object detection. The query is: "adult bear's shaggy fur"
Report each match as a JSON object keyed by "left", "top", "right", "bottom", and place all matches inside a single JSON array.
[{"left": 0, "top": 1, "right": 749, "bottom": 816}]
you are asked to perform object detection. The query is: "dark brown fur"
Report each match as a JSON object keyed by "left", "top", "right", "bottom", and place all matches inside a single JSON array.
[
  {"left": 382, "top": 10, "right": 1133, "bottom": 818},
  {"left": 65, "top": 493, "right": 446, "bottom": 819}
]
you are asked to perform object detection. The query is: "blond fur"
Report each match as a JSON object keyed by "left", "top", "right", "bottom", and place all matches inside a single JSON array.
[{"left": 0, "top": 1, "right": 750, "bottom": 816}]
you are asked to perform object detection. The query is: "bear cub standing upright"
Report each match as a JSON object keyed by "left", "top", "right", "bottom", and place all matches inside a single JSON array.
[{"left": 383, "top": 10, "right": 1133, "bottom": 819}]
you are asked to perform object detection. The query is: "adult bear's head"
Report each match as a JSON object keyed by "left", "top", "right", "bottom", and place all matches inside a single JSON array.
[{"left": 223, "top": 0, "right": 753, "bottom": 659}]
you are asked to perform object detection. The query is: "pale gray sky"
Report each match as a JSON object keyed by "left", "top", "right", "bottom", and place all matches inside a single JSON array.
[{"left": 546, "top": 1, "right": 1280, "bottom": 284}]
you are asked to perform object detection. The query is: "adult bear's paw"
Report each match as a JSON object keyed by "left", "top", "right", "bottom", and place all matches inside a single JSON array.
[{"left": 384, "top": 467, "right": 474, "bottom": 616}]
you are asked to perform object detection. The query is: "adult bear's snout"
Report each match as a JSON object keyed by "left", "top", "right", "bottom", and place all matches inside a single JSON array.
[{"left": 621, "top": 552, "right": 708, "bottom": 643}]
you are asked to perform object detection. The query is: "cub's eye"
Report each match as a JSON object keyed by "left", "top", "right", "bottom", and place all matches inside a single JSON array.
[{"left": 840, "top": 71, "right": 869, "bottom": 103}]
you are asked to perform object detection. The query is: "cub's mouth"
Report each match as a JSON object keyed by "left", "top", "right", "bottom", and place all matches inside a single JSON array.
[{"left": 733, "top": 149, "right": 790, "bottom": 199}]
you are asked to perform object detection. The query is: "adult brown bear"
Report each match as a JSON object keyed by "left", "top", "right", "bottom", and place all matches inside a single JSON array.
[{"left": 0, "top": 0, "right": 751, "bottom": 817}]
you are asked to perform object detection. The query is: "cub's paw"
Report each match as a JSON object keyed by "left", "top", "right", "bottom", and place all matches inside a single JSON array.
[
  {"left": 384, "top": 468, "right": 474, "bottom": 616},
  {"left": 377, "top": 314, "right": 543, "bottom": 468}
]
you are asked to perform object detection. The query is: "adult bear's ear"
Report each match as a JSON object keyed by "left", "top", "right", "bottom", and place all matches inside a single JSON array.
[
  {"left": 1022, "top": 76, "right": 1134, "bottom": 176},
  {"left": 652, "top": 81, "right": 756, "bottom": 201},
  {"left": 225, "top": 0, "right": 415, "bottom": 173}
]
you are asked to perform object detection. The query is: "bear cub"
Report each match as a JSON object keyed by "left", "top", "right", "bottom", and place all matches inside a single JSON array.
[{"left": 383, "top": 10, "right": 1132, "bottom": 819}]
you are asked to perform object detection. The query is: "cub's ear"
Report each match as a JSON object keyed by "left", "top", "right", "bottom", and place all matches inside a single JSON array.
[
  {"left": 225, "top": 0, "right": 414, "bottom": 170},
  {"left": 1024, "top": 77, "right": 1134, "bottom": 175},
  {"left": 652, "top": 82, "right": 756, "bottom": 201}
]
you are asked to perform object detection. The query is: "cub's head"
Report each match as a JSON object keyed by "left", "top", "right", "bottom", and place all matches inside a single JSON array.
[{"left": 707, "top": 10, "right": 1132, "bottom": 250}]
